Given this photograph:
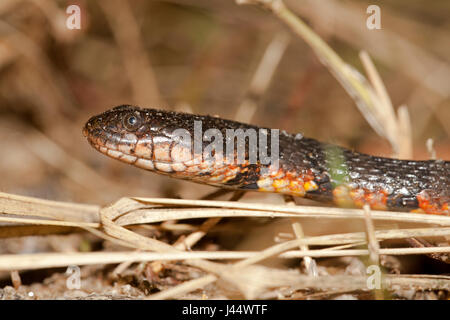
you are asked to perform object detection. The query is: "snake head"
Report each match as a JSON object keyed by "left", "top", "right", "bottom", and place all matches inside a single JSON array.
[
  {"left": 83, "top": 104, "right": 147, "bottom": 146},
  {"left": 83, "top": 105, "right": 152, "bottom": 160},
  {"left": 83, "top": 105, "right": 197, "bottom": 174}
]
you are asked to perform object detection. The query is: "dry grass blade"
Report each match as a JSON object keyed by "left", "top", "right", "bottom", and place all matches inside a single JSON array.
[
  {"left": 396, "top": 105, "right": 413, "bottom": 158},
  {"left": 363, "top": 205, "right": 380, "bottom": 264},
  {"left": 130, "top": 197, "right": 450, "bottom": 225},
  {"left": 1, "top": 191, "right": 449, "bottom": 298},
  {"left": 98, "top": 0, "right": 162, "bottom": 106},
  {"left": 235, "top": 31, "right": 290, "bottom": 123},
  {"left": 292, "top": 222, "right": 317, "bottom": 276},
  {"left": 291, "top": 0, "right": 450, "bottom": 98},
  {"left": 237, "top": 0, "right": 386, "bottom": 138},
  {"left": 1, "top": 246, "right": 449, "bottom": 272},
  {"left": 0, "top": 191, "right": 99, "bottom": 222},
  {"left": 0, "top": 216, "right": 98, "bottom": 228},
  {"left": 236, "top": 0, "right": 418, "bottom": 158},
  {"left": 1, "top": 192, "right": 449, "bottom": 244},
  {"left": 0, "top": 251, "right": 250, "bottom": 271}
]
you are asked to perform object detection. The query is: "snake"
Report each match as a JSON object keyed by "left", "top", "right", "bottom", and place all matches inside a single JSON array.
[{"left": 83, "top": 105, "right": 449, "bottom": 216}]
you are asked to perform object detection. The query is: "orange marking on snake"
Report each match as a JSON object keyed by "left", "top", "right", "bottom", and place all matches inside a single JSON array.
[
  {"left": 332, "top": 186, "right": 388, "bottom": 210},
  {"left": 417, "top": 190, "right": 449, "bottom": 215}
]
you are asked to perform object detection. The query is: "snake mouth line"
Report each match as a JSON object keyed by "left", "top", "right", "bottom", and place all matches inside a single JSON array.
[
  {"left": 90, "top": 142, "right": 173, "bottom": 174},
  {"left": 88, "top": 140, "right": 256, "bottom": 185},
  {"left": 89, "top": 141, "right": 212, "bottom": 175}
]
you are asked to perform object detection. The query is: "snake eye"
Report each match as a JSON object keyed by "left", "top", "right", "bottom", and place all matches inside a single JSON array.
[{"left": 123, "top": 114, "right": 141, "bottom": 130}]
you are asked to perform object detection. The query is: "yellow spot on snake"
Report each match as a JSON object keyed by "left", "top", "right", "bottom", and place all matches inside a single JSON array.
[
  {"left": 288, "top": 180, "right": 305, "bottom": 196},
  {"left": 304, "top": 181, "right": 318, "bottom": 192},
  {"left": 273, "top": 179, "right": 289, "bottom": 189}
]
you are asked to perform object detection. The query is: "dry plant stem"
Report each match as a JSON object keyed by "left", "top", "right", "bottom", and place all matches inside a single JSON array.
[
  {"left": 99, "top": 198, "right": 234, "bottom": 291},
  {"left": 237, "top": 0, "right": 403, "bottom": 154},
  {"left": 175, "top": 191, "right": 245, "bottom": 250},
  {"left": 112, "top": 249, "right": 141, "bottom": 276},
  {"left": 284, "top": 197, "right": 317, "bottom": 273},
  {"left": 235, "top": 31, "right": 290, "bottom": 123},
  {"left": 1, "top": 192, "right": 449, "bottom": 298},
  {"left": 168, "top": 189, "right": 233, "bottom": 252},
  {"left": 294, "top": 0, "right": 450, "bottom": 98},
  {"left": 143, "top": 223, "right": 198, "bottom": 232},
  {"left": 10, "top": 270, "right": 21, "bottom": 289},
  {"left": 363, "top": 205, "right": 384, "bottom": 300},
  {"left": 236, "top": 0, "right": 381, "bottom": 132},
  {"left": 0, "top": 191, "right": 99, "bottom": 222},
  {"left": 3, "top": 199, "right": 450, "bottom": 298},
  {"left": 1, "top": 193, "right": 449, "bottom": 244},
  {"left": 82, "top": 225, "right": 144, "bottom": 250},
  {"left": 406, "top": 238, "right": 449, "bottom": 264},
  {"left": 359, "top": 51, "right": 406, "bottom": 157},
  {"left": 130, "top": 197, "right": 450, "bottom": 226},
  {"left": 292, "top": 222, "right": 316, "bottom": 276},
  {"left": 0, "top": 20, "right": 75, "bottom": 116},
  {"left": 98, "top": 0, "right": 162, "bottom": 106},
  {"left": 28, "top": 0, "right": 71, "bottom": 42},
  {"left": 360, "top": 53, "right": 413, "bottom": 159},
  {"left": 363, "top": 205, "right": 380, "bottom": 264},
  {"left": 396, "top": 105, "right": 413, "bottom": 158},
  {"left": 234, "top": 239, "right": 307, "bottom": 269},
  {"left": 0, "top": 216, "right": 98, "bottom": 229},
  {"left": 100, "top": 207, "right": 224, "bottom": 299},
  {"left": 1, "top": 247, "right": 449, "bottom": 271},
  {"left": 151, "top": 272, "right": 449, "bottom": 298},
  {"left": 102, "top": 200, "right": 357, "bottom": 297},
  {"left": 282, "top": 247, "right": 450, "bottom": 258},
  {"left": 174, "top": 217, "right": 221, "bottom": 251},
  {"left": 359, "top": 51, "right": 395, "bottom": 118},
  {"left": 318, "top": 241, "right": 367, "bottom": 252}
]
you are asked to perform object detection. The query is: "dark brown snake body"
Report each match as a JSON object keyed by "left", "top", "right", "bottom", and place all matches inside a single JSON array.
[{"left": 83, "top": 105, "right": 449, "bottom": 215}]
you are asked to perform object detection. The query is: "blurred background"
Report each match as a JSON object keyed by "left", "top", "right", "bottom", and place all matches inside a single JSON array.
[{"left": 0, "top": 0, "right": 448, "bottom": 206}]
